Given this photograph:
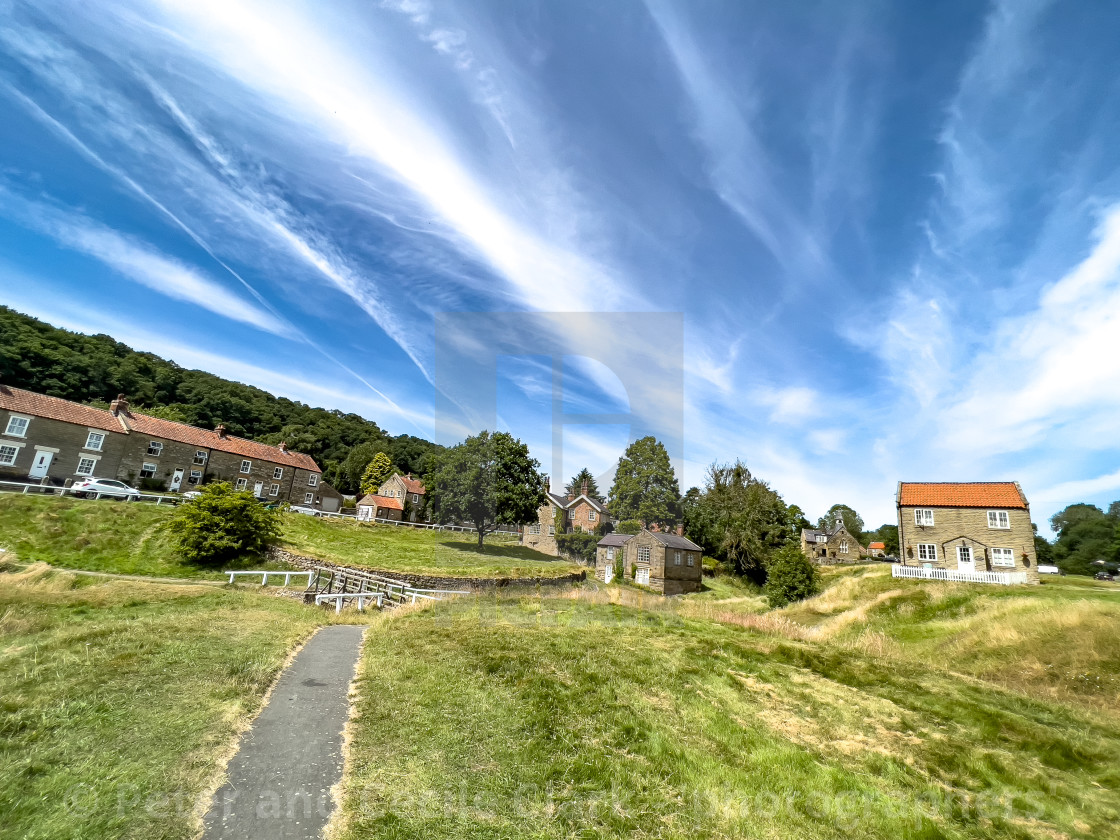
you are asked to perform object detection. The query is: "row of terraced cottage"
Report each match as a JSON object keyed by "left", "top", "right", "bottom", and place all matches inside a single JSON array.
[{"left": 0, "top": 385, "right": 344, "bottom": 511}]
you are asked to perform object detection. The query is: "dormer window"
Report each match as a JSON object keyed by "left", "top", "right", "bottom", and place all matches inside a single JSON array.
[{"left": 914, "top": 509, "right": 934, "bottom": 526}]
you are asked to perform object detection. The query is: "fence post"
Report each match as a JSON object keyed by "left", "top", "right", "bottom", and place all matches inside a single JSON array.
[
  {"left": 262, "top": 572, "right": 268, "bottom": 585},
  {"left": 228, "top": 572, "right": 235, "bottom": 584}
]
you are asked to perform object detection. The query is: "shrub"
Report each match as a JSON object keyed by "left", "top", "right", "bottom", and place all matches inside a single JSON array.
[
  {"left": 166, "top": 482, "right": 282, "bottom": 566},
  {"left": 764, "top": 544, "right": 821, "bottom": 608},
  {"left": 556, "top": 531, "right": 598, "bottom": 564},
  {"left": 616, "top": 519, "right": 642, "bottom": 535}
]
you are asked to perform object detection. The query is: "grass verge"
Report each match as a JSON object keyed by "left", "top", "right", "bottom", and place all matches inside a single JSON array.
[{"left": 0, "top": 562, "right": 352, "bottom": 840}]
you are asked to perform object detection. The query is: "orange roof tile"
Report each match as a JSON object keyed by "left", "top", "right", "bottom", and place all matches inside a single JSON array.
[
  {"left": 357, "top": 493, "right": 404, "bottom": 510},
  {"left": 898, "top": 482, "right": 1027, "bottom": 509},
  {"left": 123, "top": 411, "right": 320, "bottom": 471},
  {"left": 397, "top": 473, "right": 426, "bottom": 494},
  {"left": 868, "top": 542, "right": 886, "bottom": 550},
  {"left": 0, "top": 385, "right": 123, "bottom": 433}
]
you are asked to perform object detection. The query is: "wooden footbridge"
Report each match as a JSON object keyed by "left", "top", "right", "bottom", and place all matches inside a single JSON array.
[{"left": 224, "top": 566, "right": 469, "bottom": 612}]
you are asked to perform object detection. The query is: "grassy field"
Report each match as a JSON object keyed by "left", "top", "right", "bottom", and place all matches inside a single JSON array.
[
  {"left": 331, "top": 571, "right": 1120, "bottom": 839},
  {"left": 0, "top": 561, "right": 360, "bottom": 840},
  {"left": 0, "top": 494, "right": 577, "bottom": 580},
  {"left": 280, "top": 515, "right": 581, "bottom": 579}
]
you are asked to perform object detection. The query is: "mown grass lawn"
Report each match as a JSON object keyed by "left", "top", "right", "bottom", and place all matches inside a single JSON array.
[
  {"left": 335, "top": 592, "right": 1120, "bottom": 839},
  {"left": 0, "top": 561, "right": 358, "bottom": 840},
  {"left": 280, "top": 515, "right": 581, "bottom": 579}
]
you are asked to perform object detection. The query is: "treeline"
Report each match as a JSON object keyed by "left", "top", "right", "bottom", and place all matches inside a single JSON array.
[
  {"left": 1044, "top": 502, "right": 1120, "bottom": 576},
  {"left": 0, "top": 306, "right": 442, "bottom": 493}
]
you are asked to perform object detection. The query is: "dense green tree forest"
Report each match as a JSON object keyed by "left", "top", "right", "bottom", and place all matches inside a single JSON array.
[{"left": 0, "top": 306, "right": 441, "bottom": 494}]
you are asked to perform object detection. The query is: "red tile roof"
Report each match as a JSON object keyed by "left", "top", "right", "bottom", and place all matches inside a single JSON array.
[
  {"left": 0, "top": 385, "right": 123, "bottom": 433},
  {"left": 397, "top": 473, "right": 426, "bottom": 495},
  {"left": 122, "top": 411, "right": 319, "bottom": 471},
  {"left": 898, "top": 482, "right": 1027, "bottom": 509},
  {"left": 868, "top": 542, "right": 886, "bottom": 550},
  {"left": 357, "top": 493, "right": 404, "bottom": 510}
]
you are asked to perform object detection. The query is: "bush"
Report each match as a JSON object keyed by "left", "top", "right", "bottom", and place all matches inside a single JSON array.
[
  {"left": 166, "top": 482, "right": 282, "bottom": 566},
  {"left": 616, "top": 519, "right": 642, "bottom": 535},
  {"left": 556, "top": 531, "right": 598, "bottom": 564},
  {"left": 764, "top": 544, "right": 821, "bottom": 608}
]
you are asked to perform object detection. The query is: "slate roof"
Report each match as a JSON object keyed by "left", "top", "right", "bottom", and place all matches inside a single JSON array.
[
  {"left": 357, "top": 494, "right": 404, "bottom": 510},
  {"left": 0, "top": 385, "right": 124, "bottom": 433},
  {"left": 596, "top": 533, "right": 634, "bottom": 547},
  {"left": 122, "top": 411, "right": 320, "bottom": 471},
  {"left": 898, "top": 482, "right": 1028, "bottom": 509},
  {"left": 648, "top": 531, "right": 703, "bottom": 551}
]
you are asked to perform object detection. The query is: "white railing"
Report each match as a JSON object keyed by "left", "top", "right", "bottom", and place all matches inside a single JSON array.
[
  {"left": 225, "top": 570, "right": 316, "bottom": 586},
  {"left": 352, "top": 514, "right": 519, "bottom": 537},
  {"left": 315, "top": 592, "right": 384, "bottom": 613},
  {"left": 891, "top": 564, "right": 1028, "bottom": 585},
  {"left": 0, "top": 479, "right": 181, "bottom": 505}
]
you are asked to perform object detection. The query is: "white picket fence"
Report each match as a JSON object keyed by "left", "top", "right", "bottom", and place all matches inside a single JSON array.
[{"left": 891, "top": 564, "right": 1028, "bottom": 586}]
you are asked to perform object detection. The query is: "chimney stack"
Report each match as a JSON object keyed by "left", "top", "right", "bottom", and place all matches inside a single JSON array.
[
  {"left": 278, "top": 441, "right": 287, "bottom": 453},
  {"left": 676, "top": 524, "right": 684, "bottom": 536},
  {"left": 215, "top": 424, "right": 228, "bottom": 439},
  {"left": 109, "top": 394, "right": 129, "bottom": 416},
  {"left": 581, "top": 479, "right": 589, "bottom": 498}
]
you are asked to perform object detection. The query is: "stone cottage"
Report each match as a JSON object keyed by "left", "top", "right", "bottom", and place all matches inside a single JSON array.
[
  {"left": 594, "top": 533, "right": 633, "bottom": 582},
  {"left": 800, "top": 516, "right": 865, "bottom": 564},
  {"left": 613, "top": 529, "right": 703, "bottom": 595}
]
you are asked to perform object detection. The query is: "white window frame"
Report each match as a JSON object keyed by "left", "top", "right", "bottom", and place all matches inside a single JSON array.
[
  {"left": 308, "top": 473, "right": 319, "bottom": 487},
  {"left": 188, "top": 470, "right": 202, "bottom": 485},
  {"left": 917, "top": 543, "right": 937, "bottom": 561},
  {"left": 589, "top": 510, "right": 597, "bottom": 522},
  {"left": 304, "top": 492, "right": 314, "bottom": 505},
  {"left": 816, "top": 534, "right": 826, "bottom": 543},
  {"left": 956, "top": 545, "right": 972, "bottom": 566},
  {"left": 914, "top": 509, "right": 935, "bottom": 527},
  {"left": 139, "top": 462, "right": 158, "bottom": 478},
  {"left": 273, "top": 467, "right": 283, "bottom": 479},
  {"left": 235, "top": 478, "right": 248, "bottom": 490},
  {"left": 606, "top": 547, "right": 615, "bottom": 560},
  {"left": 147, "top": 441, "right": 163, "bottom": 456},
  {"left": 0, "top": 442, "right": 23, "bottom": 465},
  {"left": 839, "top": 540, "right": 849, "bottom": 554},
  {"left": 687, "top": 553, "right": 695, "bottom": 567},
  {"left": 674, "top": 550, "right": 681, "bottom": 566},
  {"left": 991, "top": 547, "right": 1015, "bottom": 567},
  {"left": 240, "top": 460, "right": 252, "bottom": 474},
  {"left": 269, "top": 483, "right": 280, "bottom": 496},
  {"left": 987, "top": 510, "right": 1010, "bottom": 529},
  {"left": 637, "top": 546, "right": 651, "bottom": 564},
  {"left": 75, "top": 454, "right": 100, "bottom": 476},
  {"left": 548, "top": 524, "right": 555, "bottom": 535},
  {"left": 83, "top": 430, "right": 105, "bottom": 451},
  {"left": 412, "top": 493, "right": 419, "bottom": 503},
  {"left": 4, "top": 415, "right": 30, "bottom": 438},
  {"left": 636, "top": 567, "right": 650, "bottom": 586},
  {"left": 528, "top": 523, "right": 541, "bottom": 535},
  {"left": 193, "top": 450, "right": 208, "bottom": 465}
]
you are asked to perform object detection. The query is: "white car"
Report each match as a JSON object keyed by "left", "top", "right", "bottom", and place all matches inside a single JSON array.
[
  {"left": 1037, "top": 565, "right": 1063, "bottom": 575},
  {"left": 289, "top": 505, "right": 321, "bottom": 516},
  {"left": 70, "top": 477, "right": 141, "bottom": 500},
  {"left": 181, "top": 490, "right": 203, "bottom": 501}
]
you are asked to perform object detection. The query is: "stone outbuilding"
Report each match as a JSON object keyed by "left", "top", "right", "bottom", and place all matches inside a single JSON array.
[
  {"left": 616, "top": 529, "right": 703, "bottom": 595},
  {"left": 356, "top": 494, "right": 404, "bottom": 521},
  {"left": 594, "top": 533, "right": 633, "bottom": 582}
]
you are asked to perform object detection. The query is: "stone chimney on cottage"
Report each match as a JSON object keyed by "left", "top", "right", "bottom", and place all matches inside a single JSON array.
[
  {"left": 109, "top": 394, "right": 129, "bottom": 416},
  {"left": 215, "top": 424, "right": 228, "bottom": 439},
  {"left": 278, "top": 441, "right": 287, "bottom": 453},
  {"left": 676, "top": 524, "right": 684, "bottom": 536},
  {"left": 581, "top": 479, "right": 589, "bottom": 498}
]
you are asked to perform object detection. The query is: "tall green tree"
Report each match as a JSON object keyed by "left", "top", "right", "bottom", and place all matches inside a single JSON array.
[
  {"left": 865, "top": 524, "right": 899, "bottom": 556},
  {"left": 360, "top": 452, "right": 394, "bottom": 496},
  {"left": 818, "top": 504, "right": 864, "bottom": 538},
  {"left": 424, "top": 431, "right": 546, "bottom": 548},
  {"left": 684, "top": 461, "right": 791, "bottom": 580},
  {"left": 564, "top": 467, "right": 603, "bottom": 501},
  {"left": 1049, "top": 502, "right": 1119, "bottom": 575},
  {"left": 608, "top": 436, "right": 681, "bottom": 526}
]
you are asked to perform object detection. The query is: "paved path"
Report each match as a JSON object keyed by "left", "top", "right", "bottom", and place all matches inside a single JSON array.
[{"left": 201, "top": 624, "right": 366, "bottom": 839}]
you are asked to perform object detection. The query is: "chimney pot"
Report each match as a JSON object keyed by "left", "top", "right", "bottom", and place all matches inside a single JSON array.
[
  {"left": 109, "top": 394, "right": 130, "bottom": 416},
  {"left": 278, "top": 441, "right": 287, "bottom": 452},
  {"left": 215, "top": 424, "right": 228, "bottom": 439}
]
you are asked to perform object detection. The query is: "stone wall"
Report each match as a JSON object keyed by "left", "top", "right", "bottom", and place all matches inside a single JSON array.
[{"left": 266, "top": 546, "right": 586, "bottom": 591}]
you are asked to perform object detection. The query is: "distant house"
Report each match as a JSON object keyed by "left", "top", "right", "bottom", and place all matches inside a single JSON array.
[
  {"left": 378, "top": 472, "right": 428, "bottom": 522},
  {"left": 867, "top": 542, "right": 887, "bottom": 558},
  {"left": 896, "top": 481, "right": 1039, "bottom": 583},
  {"left": 0, "top": 385, "right": 342, "bottom": 511},
  {"left": 800, "top": 516, "right": 865, "bottom": 564},
  {"left": 356, "top": 493, "right": 404, "bottom": 522},
  {"left": 607, "top": 528, "right": 703, "bottom": 595},
  {"left": 521, "top": 477, "right": 611, "bottom": 556},
  {"left": 594, "top": 533, "right": 633, "bottom": 582}
]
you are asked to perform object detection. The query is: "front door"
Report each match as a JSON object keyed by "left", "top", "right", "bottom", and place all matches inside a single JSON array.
[
  {"left": 956, "top": 545, "right": 975, "bottom": 572},
  {"left": 636, "top": 567, "right": 650, "bottom": 586},
  {"left": 29, "top": 450, "right": 53, "bottom": 479},
  {"left": 604, "top": 563, "right": 614, "bottom": 583},
  {"left": 253, "top": 481, "right": 264, "bottom": 498},
  {"left": 169, "top": 468, "right": 184, "bottom": 491}
]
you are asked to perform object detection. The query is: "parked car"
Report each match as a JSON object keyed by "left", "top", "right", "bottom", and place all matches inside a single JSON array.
[
  {"left": 70, "top": 478, "right": 141, "bottom": 501},
  {"left": 1094, "top": 571, "right": 1115, "bottom": 582},
  {"left": 1037, "top": 565, "right": 1063, "bottom": 575},
  {"left": 289, "top": 505, "right": 321, "bottom": 516},
  {"left": 180, "top": 490, "right": 203, "bottom": 501}
]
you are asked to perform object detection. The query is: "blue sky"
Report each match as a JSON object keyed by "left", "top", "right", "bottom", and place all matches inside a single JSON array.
[{"left": 2, "top": 0, "right": 1120, "bottom": 529}]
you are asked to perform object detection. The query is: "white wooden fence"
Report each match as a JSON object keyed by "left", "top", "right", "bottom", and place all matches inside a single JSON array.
[
  {"left": 891, "top": 564, "right": 1028, "bottom": 585},
  {"left": 225, "top": 570, "right": 316, "bottom": 586}
]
